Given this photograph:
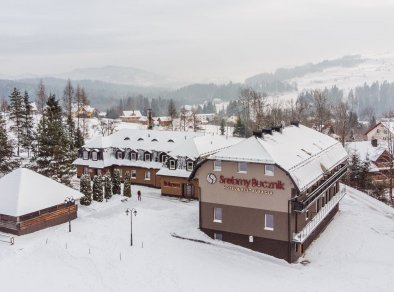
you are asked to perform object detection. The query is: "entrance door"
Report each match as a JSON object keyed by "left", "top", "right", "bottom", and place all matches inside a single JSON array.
[{"left": 183, "top": 184, "right": 194, "bottom": 198}]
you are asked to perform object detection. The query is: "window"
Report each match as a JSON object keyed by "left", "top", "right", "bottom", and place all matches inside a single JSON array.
[
  {"left": 187, "top": 161, "right": 194, "bottom": 171},
  {"left": 170, "top": 160, "right": 176, "bottom": 170},
  {"left": 145, "top": 153, "right": 151, "bottom": 161},
  {"left": 376, "top": 129, "right": 380, "bottom": 134},
  {"left": 238, "top": 162, "right": 247, "bottom": 173},
  {"left": 92, "top": 152, "right": 98, "bottom": 161},
  {"left": 264, "top": 214, "right": 274, "bottom": 231},
  {"left": 265, "top": 164, "right": 274, "bottom": 176},
  {"left": 97, "top": 169, "right": 101, "bottom": 176},
  {"left": 83, "top": 167, "right": 89, "bottom": 174},
  {"left": 249, "top": 236, "right": 254, "bottom": 243},
  {"left": 161, "top": 155, "right": 167, "bottom": 163},
  {"left": 306, "top": 209, "right": 309, "bottom": 221},
  {"left": 214, "top": 233, "right": 223, "bottom": 241},
  {"left": 213, "top": 160, "right": 222, "bottom": 171},
  {"left": 131, "top": 152, "right": 137, "bottom": 161},
  {"left": 144, "top": 171, "right": 151, "bottom": 180},
  {"left": 83, "top": 151, "right": 88, "bottom": 160},
  {"left": 213, "top": 207, "right": 222, "bottom": 223},
  {"left": 117, "top": 152, "right": 123, "bottom": 159},
  {"left": 131, "top": 169, "right": 136, "bottom": 179}
]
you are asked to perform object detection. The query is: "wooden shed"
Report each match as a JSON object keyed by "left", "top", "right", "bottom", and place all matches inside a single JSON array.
[{"left": 0, "top": 168, "right": 82, "bottom": 235}]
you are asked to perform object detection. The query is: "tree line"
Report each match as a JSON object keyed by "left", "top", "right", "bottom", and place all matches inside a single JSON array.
[{"left": 0, "top": 80, "right": 91, "bottom": 186}]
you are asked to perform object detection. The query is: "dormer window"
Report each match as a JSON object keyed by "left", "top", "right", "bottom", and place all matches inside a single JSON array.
[
  {"left": 117, "top": 152, "right": 123, "bottom": 159},
  {"left": 137, "top": 138, "right": 144, "bottom": 141},
  {"left": 92, "top": 152, "right": 98, "bottom": 161},
  {"left": 168, "top": 139, "right": 174, "bottom": 143},
  {"left": 131, "top": 152, "right": 137, "bottom": 161},
  {"left": 152, "top": 139, "right": 158, "bottom": 142},
  {"left": 83, "top": 151, "right": 88, "bottom": 160},
  {"left": 169, "top": 160, "right": 176, "bottom": 170},
  {"left": 124, "top": 137, "right": 130, "bottom": 141},
  {"left": 145, "top": 153, "right": 151, "bottom": 161},
  {"left": 187, "top": 161, "right": 193, "bottom": 171}
]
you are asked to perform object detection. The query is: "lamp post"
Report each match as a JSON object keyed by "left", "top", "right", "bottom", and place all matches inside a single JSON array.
[
  {"left": 125, "top": 208, "right": 137, "bottom": 246},
  {"left": 64, "top": 197, "right": 75, "bottom": 232}
]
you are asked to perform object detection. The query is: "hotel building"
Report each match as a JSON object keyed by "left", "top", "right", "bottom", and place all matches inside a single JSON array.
[
  {"left": 73, "top": 129, "right": 242, "bottom": 199},
  {"left": 193, "top": 123, "right": 348, "bottom": 262}
]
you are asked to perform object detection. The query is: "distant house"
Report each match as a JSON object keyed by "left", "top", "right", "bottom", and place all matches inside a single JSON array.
[
  {"left": 72, "top": 104, "right": 96, "bottom": 118},
  {"left": 345, "top": 140, "right": 392, "bottom": 182},
  {"left": 29, "top": 102, "right": 38, "bottom": 115},
  {"left": 365, "top": 119, "right": 394, "bottom": 142},
  {"left": 155, "top": 116, "right": 172, "bottom": 127},
  {"left": 0, "top": 168, "right": 82, "bottom": 235},
  {"left": 120, "top": 110, "right": 143, "bottom": 123}
]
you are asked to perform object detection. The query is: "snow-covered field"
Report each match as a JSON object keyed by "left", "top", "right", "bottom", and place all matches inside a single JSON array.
[{"left": 0, "top": 185, "right": 393, "bottom": 292}]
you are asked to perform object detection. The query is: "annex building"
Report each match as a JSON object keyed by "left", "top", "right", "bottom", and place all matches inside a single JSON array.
[
  {"left": 73, "top": 129, "right": 242, "bottom": 199},
  {"left": 0, "top": 168, "right": 82, "bottom": 235},
  {"left": 193, "top": 123, "right": 348, "bottom": 262}
]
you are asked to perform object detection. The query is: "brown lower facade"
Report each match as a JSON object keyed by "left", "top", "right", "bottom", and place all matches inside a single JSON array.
[
  {"left": 76, "top": 165, "right": 200, "bottom": 198},
  {"left": 200, "top": 201, "right": 340, "bottom": 263},
  {"left": 76, "top": 165, "right": 161, "bottom": 188},
  {"left": 159, "top": 176, "right": 200, "bottom": 199},
  {"left": 0, "top": 204, "right": 78, "bottom": 236}
]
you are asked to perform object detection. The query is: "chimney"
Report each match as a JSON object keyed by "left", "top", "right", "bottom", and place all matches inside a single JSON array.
[
  {"left": 272, "top": 125, "right": 283, "bottom": 133},
  {"left": 371, "top": 139, "right": 378, "bottom": 147},
  {"left": 290, "top": 121, "right": 300, "bottom": 127},
  {"left": 262, "top": 128, "right": 273, "bottom": 135},
  {"left": 253, "top": 130, "right": 263, "bottom": 138},
  {"left": 147, "top": 108, "right": 153, "bottom": 130}
]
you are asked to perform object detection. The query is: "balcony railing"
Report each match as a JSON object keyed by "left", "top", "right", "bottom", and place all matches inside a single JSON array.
[
  {"left": 293, "top": 187, "right": 346, "bottom": 243},
  {"left": 292, "top": 164, "right": 347, "bottom": 212}
]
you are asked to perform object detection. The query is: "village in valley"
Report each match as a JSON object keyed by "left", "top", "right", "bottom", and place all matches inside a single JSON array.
[{"left": 1, "top": 1, "right": 394, "bottom": 291}]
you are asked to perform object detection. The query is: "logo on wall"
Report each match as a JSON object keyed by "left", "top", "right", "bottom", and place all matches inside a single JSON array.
[{"left": 206, "top": 173, "right": 217, "bottom": 184}]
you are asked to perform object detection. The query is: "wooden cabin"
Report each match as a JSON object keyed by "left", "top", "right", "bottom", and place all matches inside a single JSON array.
[{"left": 0, "top": 168, "right": 82, "bottom": 235}]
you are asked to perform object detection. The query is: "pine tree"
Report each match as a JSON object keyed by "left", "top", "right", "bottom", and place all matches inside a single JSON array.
[
  {"left": 233, "top": 116, "right": 246, "bottom": 137},
  {"left": 92, "top": 175, "right": 104, "bottom": 202},
  {"left": 0, "top": 113, "right": 17, "bottom": 175},
  {"left": 80, "top": 174, "right": 92, "bottom": 206},
  {"left": 32, "top": 94, "right": 75, "bottom": 184},
  {"left": 220, "top": 118, "right": 225, "bottom": 135},
  {"left": 21, "top": 91, "right": 34, "bottom": 157},
  {"left": 123, "top": 171, "right": 131, "bottom": 197},
  {"left": 112, "top": 169, "right": 121, "bottom": 195},
  {"left": 104, "top": 171, "right": 112, "bottom": 200},
  {"left": 9, "top": 88, "right": 24, "bottom": 156},
  {"left": 168, "top": 99, "right": 177, "bottom": 130}
]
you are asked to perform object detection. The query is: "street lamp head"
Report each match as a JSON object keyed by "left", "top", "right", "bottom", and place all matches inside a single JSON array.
[
  {"left": 64, "top": 196, "right": 75, "bottom": 204},
  {"left": 126, "top": 208, "right": 137, "bottom": 216}
]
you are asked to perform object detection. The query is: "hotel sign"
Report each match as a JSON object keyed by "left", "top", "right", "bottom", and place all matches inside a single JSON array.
[{"left": 207, "top": 173, "right": 284, "bottom": 195}]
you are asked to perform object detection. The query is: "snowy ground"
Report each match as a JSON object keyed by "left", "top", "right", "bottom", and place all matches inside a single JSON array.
[{"left": 0, "top": 185, "right": 393, "bottom": 291}]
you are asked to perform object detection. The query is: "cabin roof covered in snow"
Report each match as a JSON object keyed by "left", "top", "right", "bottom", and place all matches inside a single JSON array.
[
  {"left": 121, "top": 110, "right": 142, "bottom": 118},
  {"left": 209, "top": 125, "right": 348, "bottom": 192},
  {"left": 0, "top": 168, "right": 82, "bottom": 217}
]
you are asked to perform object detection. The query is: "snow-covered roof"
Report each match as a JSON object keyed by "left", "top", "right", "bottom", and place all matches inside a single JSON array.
[
  {"left": 210, "top": 125, "right": 348, "bottom": 192},
  {"left": 156, "top": 168, "right": 191, "bottom": 178},
  {"left": 121, "top": 110, "right": 142, "bottom": 118},
  {"left": 0, "top": 168, "right": 82, "bottom": 217},
  {"left": 345, "top": 141, "right": 387, "bottom": 162}
]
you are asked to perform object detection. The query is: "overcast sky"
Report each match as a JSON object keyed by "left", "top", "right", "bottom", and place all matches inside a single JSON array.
[{"left": 1, "top": 0, "right": 394, "bottom": 82}]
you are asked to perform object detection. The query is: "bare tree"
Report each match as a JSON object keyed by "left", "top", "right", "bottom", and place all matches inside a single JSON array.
[
  {"left": 239, "top": 88, "right": 268, "bottom": 135},
  {"left": 63, "top": 79, "right": 75, "bottom": 119},
  {"left": 334, "top": 102, "right": 351, "bottom": 146},
  {"left": 313, "top": 90, "right": 331, "bottom": 132},
  {"left": 191, "top": 107, "right": 200, "bottom": 132},
  {"left": 35, "top": 79, "right": 47, "bottom": 114}
]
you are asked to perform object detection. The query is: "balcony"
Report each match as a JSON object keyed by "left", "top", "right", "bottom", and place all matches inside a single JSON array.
[
  {"left": 293, "top": 187, "right": 346, "bottom": 243},
  {"left": 292, "top": 164, "right": 347, "bottom": 212}
]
